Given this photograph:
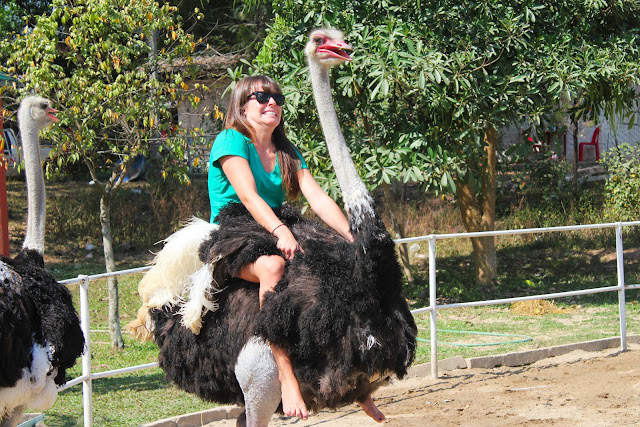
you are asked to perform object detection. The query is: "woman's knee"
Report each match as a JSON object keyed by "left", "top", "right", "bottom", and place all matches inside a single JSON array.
[{"left": 255, "top": 255, "right": 285, "bottom": 280}]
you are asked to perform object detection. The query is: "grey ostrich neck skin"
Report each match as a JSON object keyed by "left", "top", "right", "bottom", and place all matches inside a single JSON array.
[
  {"left": 307, "top": 53, "right": 375, "bottom": 230},
  {"left": 17, "top": 99, "right": 49, "bottom": 255}
]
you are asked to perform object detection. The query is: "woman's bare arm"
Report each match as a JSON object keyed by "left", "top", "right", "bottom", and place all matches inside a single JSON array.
[
  {"left": 220, "top": 155, "right": 300, "bottom": 259},
  {"left": 298, "top": 168, "right": 353, "bottom": 242}
]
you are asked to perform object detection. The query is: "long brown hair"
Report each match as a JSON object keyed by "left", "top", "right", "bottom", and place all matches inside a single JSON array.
[{"left": 224, "top": 75, "right": 301, "bottom": 199}]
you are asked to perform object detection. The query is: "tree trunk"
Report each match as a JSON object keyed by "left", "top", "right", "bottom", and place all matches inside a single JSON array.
[
  {"left": 100, "top": 193, "right": 124, "bottom": 349},
  {"left": 381, "top": 182, "right": 414, "bottom": 288},
  {"left": 469, "top": 233, "right": 497, "bottom": 284},
  {"left": 456, "top": 125, "right": 498, "bottom": 285}
]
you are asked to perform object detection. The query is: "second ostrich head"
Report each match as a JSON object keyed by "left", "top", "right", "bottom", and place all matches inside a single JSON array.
[{"left": 18, "top": 97, "right": 59, "bottom": 131}]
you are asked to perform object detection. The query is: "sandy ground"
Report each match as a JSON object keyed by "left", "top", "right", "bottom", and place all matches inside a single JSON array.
[{"left": 205, "top": 343, "right": 640, "bottom": 426}]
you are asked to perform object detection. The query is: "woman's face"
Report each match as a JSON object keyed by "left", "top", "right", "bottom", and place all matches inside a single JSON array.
[{"left": 242, "top": 85, "right": 282, "bottom": 134}]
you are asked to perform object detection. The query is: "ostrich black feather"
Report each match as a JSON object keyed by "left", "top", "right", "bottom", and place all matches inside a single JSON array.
[
  {"left": 151, "top": 203, "right": 416, "bottom": 411},
  {"left": 0, "top": 250, "right": 84, "bottom": 388}
]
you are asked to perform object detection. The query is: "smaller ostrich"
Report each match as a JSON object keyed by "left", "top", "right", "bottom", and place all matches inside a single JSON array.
[{"left": 0, "top": 97, "right": 84, "bottom": 426}]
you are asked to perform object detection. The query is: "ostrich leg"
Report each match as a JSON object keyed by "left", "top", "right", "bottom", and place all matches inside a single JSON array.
[
  {"left": 0, "top": 406, "right": 25, "bottom": 427},
  {"left": 234, "top": 337, "right": 281, "bottom": 427}
]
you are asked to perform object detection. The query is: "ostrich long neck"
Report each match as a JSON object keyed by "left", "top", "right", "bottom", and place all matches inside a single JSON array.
[
  {"left": 309, "top": 60, "right": 374, "bottom": 228},
  {"left": 20, "top": 122, "right": 46, "bottom": 254}
]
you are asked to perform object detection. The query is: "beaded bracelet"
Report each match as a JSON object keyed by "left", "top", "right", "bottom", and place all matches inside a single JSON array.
[{"left": 271, "top": 223, "right": 286, "bottom": 235}]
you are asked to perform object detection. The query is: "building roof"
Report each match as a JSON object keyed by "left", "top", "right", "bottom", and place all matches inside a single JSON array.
[{"left": 0, "top": 72, "right": 16, "bottom": 82}]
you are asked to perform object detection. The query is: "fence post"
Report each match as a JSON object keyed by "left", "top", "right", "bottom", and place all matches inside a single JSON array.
[
  {"left": 615, "top": 223, "right": 627, "bottom": 351},
  {"left": 428, "top": 236, "right": 438, "bottom": 378},
  {"left": 79, "top": 275, "right": 93, "bottom": 427}
]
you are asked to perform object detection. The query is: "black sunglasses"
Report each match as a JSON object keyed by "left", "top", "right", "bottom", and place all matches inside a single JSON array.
[{"left": 247, "top": 91, "right": 285, "bottom": 106}]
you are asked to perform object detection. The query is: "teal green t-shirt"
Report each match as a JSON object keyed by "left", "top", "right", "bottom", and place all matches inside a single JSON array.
[{"left": 208, "top": 128, "right": 307, "bottom": 223}]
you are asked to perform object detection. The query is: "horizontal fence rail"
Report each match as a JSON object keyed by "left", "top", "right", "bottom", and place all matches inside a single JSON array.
[{"left": 59, "top": 221, "right": 639, "bottom": 426}]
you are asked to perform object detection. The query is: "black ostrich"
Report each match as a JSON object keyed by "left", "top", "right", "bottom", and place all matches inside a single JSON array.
[
  {"left": 130, "top": 28, "right": 417, "bottom": 426},
  {"left": 0, "top": 97, "right": 84, "bottom": 426}
]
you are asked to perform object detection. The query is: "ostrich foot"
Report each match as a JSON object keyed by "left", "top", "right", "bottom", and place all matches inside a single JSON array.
[
  {"left": 236, "top": 410, "right": 246, "bottom": 427},
  {"left": 359, "top": 396, "right": 385, "bottom": 423}
]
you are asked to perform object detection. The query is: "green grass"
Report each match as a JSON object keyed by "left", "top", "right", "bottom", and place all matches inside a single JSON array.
[
  {"left": 50, "top": 344, "right": 214, "bottom": 427},
  {"left": 405, "top": 227, "right": 640, "bottom": 306},
  {"left": 413, "top": 302, "right": 640, "bottom": 363},
  {"left": 404, "top": 222, "right": 640, "bottom": 364}
]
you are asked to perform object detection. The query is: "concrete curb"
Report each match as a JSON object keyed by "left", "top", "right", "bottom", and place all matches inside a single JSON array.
[
  {"left": 406, "top": 355, "right": 467, "bottom": 377},
  {"left": 140, "top": 335, "right": 639, "bottom": 426},
  {"left": 466, "top": 335, "right": 640, "bottom": 369},
  {"left": 138, "top": 406, "right": 244, "bottom": 427}
]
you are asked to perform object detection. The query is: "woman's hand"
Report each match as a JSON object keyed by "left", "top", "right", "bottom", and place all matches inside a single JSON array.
[{"left": 273, "top": 225, "right": 301, "bottom": 260}]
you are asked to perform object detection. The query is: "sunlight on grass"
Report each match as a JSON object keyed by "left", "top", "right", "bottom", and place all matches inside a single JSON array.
[
  {"left": 412, "top": 302, "right": 640, "bottom": 364},
  {"left": 49, "top": 369, "right": 216, "bottom": 426},
  {"left": 34, "top": 272, "right": 218, "bottom": 426},
  {"left": 43, "top": 335, "right": 216, "bottom": 427}
]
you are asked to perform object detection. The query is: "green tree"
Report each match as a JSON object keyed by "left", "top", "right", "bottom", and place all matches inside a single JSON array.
[
  {"left": 170, "top": 0, "right": 272, "bottom": 55},
  {"left": 244, "top": 0, "right": 640, "bottom": 285},
  {"left": 1, "top": 0, "right": 202, "bottom": 348},
  {"left": 537, "top": 3, "right": 640, "bottom": 202},
  {"left": 0, "top": 0, "right": 51, "bottom": 35},
  {"left": 601, "top": 143, "right": 640, "bottom": 222}
]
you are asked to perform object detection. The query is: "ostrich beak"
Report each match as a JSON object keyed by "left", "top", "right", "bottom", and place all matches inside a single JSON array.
[
  {"left": 318, "top": 39, "right": 353, "bottom": 61},
  {"left": 46, "top": 107, "right": 59, "bottom": 123}
]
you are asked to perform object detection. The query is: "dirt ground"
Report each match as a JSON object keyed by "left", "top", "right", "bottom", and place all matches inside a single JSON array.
[{"left": 206, "top": 343, "right": 640, "bottom": 426}]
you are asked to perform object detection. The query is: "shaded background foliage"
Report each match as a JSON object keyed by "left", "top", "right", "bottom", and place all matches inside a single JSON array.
[
  {"left": 242, "top": 0, "right": 640, "bottom": 194},
  {"left": 1, "top": 0, "right": 639, "bottom": 302}
]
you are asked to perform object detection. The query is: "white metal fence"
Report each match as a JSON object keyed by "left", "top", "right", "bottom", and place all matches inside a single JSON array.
[
  {"left": 58, "top": 221, "right": 640, "bottom": 426},
  {"left": 58, "top": 266, "right": 154, "bottom": 427}
]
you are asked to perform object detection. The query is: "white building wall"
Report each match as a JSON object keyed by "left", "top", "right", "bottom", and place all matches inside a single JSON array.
[{"left": 502, "top": 110, "right": 640, "bottom": 162}]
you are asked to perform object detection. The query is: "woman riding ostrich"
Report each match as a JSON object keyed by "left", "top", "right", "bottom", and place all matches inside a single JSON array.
[
  {"left": 0, "top": 97, "right": 84, "bottom": 426},
  {"left": 130, "top": 28, "right": 416, "bottom": 426}
]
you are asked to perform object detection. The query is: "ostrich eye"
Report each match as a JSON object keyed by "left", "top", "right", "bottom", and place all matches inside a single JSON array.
[
  {"left": 313, "top": 36, "right": 324, "bottom": 45},
  {"left": 41, "top": 103, "right": 48, "bottom": 110}
]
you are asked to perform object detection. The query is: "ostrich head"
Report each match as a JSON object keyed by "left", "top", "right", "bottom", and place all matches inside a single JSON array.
[
  {"left": 304, "top": 28, "right": 353, "bottom": 68},
  {"left": 18, "top": 96, "right": 59, "bottom": 132}
]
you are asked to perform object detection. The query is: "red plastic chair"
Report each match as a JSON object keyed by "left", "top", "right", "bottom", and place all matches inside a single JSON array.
[
  {"left": 521, "top": 128, "right": 544, "bottom": 153},
  {"left": 578, "top": 127, "right": 600, "bottom": 162}
]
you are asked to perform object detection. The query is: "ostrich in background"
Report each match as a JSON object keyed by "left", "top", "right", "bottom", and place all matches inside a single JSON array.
[
  {"left": 0, "top": 97, "right": 85, "bottom": 426},
  {"left": 130, "top": 28, "right": 416, "bottom": 426}
]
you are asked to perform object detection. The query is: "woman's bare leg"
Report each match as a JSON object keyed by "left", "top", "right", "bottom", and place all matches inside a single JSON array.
[
  {"left": 270, "top": 344, "right": 308, "bottom": 419},
  {"left": 237, "top": 255, "right": 308, "bottom": 420},
  {"left": 359, "top": 395, "right": 385, "bottom": 422}
]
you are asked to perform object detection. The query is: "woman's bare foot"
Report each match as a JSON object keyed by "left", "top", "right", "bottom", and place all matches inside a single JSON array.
[
  {"left": 281, "top": 376, "right": 308, "bottom": 420},
  {"left": 269, "top": 344, "right": 308, "bottom": 420},
  {"left": 359, "top": 395, "right": 385, "bottom": 422}
]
